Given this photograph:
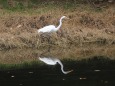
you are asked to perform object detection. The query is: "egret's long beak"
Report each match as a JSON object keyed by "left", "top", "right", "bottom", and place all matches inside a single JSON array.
[
  {"left": 65, "top": 17, "right": 69, "bottom": 19},
  {"left": 65, "top": 69, "right": 73, "bottom": 74}
]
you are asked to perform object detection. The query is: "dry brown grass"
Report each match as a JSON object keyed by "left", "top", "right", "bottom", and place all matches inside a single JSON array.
[
  {"left": 0, "top": 4, "right": 114, "bottom": 50},
  {"left": 0, "top": 45, "right": 115, "bottom": 64}
]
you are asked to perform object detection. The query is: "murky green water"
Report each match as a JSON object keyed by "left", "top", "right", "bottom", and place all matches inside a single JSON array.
[
  {"left": 0, "top": 48, "right": 115, "bottom": 86},
  {"left": 0, "top": 56, "right": 115, "bottom": 86},
  {"left": 0, "top": 68, "right": 115, "bottom": 86}
]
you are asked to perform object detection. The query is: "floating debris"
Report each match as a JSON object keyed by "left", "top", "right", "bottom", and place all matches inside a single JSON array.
[
  {"left": 94, "top": 70, "right": 101, "bottom": 72},
  {"left": 28, "top": 71, "right": 34, "bottom": 74},
  {"left": 11, "top": 75, "right": 15, "bottom": 78},
  {"left": 79, "top": 77, "right": 87, "bottom": 80}
]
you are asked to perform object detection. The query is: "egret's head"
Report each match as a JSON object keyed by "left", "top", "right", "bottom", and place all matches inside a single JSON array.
[{"left": 61, "top": 16, "right": 69, "bottom": 19}]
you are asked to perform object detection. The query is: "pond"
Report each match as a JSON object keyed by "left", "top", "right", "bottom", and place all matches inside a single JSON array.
[
  {"left": 0, "top": 48, "right": 115, "bottom": 86},
  {"left": 0, "top": 71, "right": 115, "bottom": 86}
]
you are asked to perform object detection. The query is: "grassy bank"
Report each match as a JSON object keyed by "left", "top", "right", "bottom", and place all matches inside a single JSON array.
[
  {"left": 0, "top": 2, "right": 115, "bottom": 49},
  {"left": 0, "top": 46, "right": 115, "bottom": 64},
  {"left": 0, "top": 55, "right": 115, "bottom": 71},
  {"left": 0, "top": 0, "right": 115, "bottom": 65}
]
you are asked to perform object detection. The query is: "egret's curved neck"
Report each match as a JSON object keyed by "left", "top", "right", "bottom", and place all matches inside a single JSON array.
[
  {"left": 57, "top": 60, "right": 68, "bottom": 74},
  {"left": 56, "top": 17, "right": 64, "bottom": 30}
]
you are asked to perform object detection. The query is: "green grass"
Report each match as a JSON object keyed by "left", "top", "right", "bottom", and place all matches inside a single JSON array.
[
  {"left": 0, "top": 60, "right": 40, "bottom": 70},
  {"left": 0, "top": 56, "right": 114, "bottom": 71},
  {"left": 0, "top": 0, "right": 111, "bottom": 12}
]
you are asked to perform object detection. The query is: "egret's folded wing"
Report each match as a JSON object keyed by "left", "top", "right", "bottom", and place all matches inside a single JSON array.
[{"left": 39, "top": 57, "right": 56, "bottom": 65}]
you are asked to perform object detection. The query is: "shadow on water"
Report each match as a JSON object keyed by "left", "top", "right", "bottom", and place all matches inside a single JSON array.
[{"left": 0, "top": 55, "right": 115, "bottom": 86}]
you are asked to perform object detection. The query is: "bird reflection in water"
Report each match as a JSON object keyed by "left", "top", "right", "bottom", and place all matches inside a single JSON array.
[{"left": 39, "top": 57, "right": 73, "bottom": 74}]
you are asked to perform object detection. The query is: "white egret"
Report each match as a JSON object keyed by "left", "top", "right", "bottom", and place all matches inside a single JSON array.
[
  {"left": 39, "top": 57, "right": 73, "bottom": 74},
  {"left": 38, "top": 16, "right": 68, "bottom": 33}
]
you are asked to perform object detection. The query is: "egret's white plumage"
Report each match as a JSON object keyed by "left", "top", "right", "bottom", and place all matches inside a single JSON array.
[
  {"left": 39, "top": 57, "right": 73, "bottom": 74},
  {"left": 38, "top": 25, "right": 56, "bottom": 33},
  {"left": 38, "top": 16, "right": 68, "bottom": 33}
]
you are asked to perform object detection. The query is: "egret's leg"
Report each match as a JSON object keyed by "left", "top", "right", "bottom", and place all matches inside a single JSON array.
[
  {"left": 48, "top": 44, "right": 51, "bottom": 52},
  {"left": 46, "top": 33, "right": 52, "bottom": 52},
  {"left": 39, "top": 33, "right": 50, "bottom": 43},
  {"left": 39, "top": 33, "right": 44, "bottom": 43},
  {"left": 47, "top": 34, "right": 51, "bottom": 44},
  {"left": 39, "top": 33, "right": 52, "bottom": 52}
]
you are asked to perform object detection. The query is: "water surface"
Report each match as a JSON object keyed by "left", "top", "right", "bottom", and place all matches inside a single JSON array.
[{"left": 0, "top": 56, "right": 115, "bottom": 86}]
